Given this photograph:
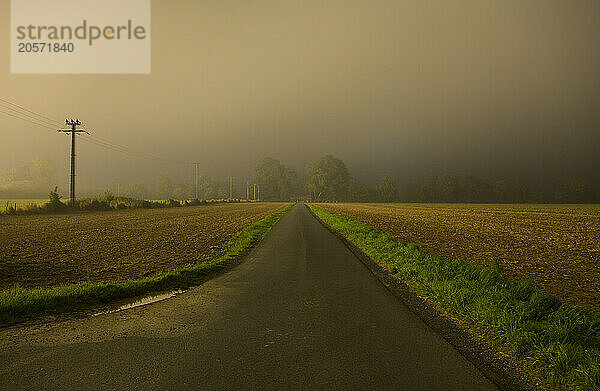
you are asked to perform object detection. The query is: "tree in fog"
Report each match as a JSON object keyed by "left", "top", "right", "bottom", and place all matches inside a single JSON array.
[
  {"left": 129, "top": 183, "right": 150, "bottom": 199},
  {"left": 0, "top": 157, "right": 57, "bottom": 197},
  {"left": 377, "top": 176, "right": 399, "bottom": 203},
  {"left": 196, "top": 175, "right": 215, "bottom": 200},
  {"left": 438, "top": 175, "right": 461, "bottom": 202},
  {"left": 400, "top": 181, "right": 418, "bottom": 202},
  {"left": 418, "top": 175, "right": 440, "bottom": 202},
  {"left": 171, "top": 182, "right": 193, "bottom": 199},
  {"left": 556, "top": 181, "right": 596, "bottom": 203},
  {"left": 156, "top": 177, "right": 193, "bottom": 199},
  {"left": 347, "top": 179, "right": 376, "bottom": 202},
  {"left": 493, "top": 180, "right": 530, "bottom": 203},
  {"left": 157, "top": 177, "right": 174, "bottom": 199},
  {"left": 254, "top": 157, "right": 297, "bottom": 201},
  {"left": 400, "top": 174, "right": 516, "bottom": 203},
  {"left": 31, "top": 158, "right": 56, "bottom": 190},
  {"left": 305, "top": 155, "right": 351, "bottom": 202},
  {"left": 109, "top": 179, "right": 150, "bottom": 199},
  {"left": 462, "top": 175, "right": 493, "bottom": 203}
]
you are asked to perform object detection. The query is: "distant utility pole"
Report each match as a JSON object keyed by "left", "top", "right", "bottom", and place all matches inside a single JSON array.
[
  {"left": 57, "top": 119, "right": 89, "bottom": 204},
  {"left": 229, "top": 176, "right": 233, "bottom": 200},
  {"left": 246, "top": 181, "right": 249, "bottom": 201},
  {"left": 251, "top": 183, "right": 260, "bottom": 201},
  {"left": 194, "top": 163, "right": 199, "bottom": 200}
]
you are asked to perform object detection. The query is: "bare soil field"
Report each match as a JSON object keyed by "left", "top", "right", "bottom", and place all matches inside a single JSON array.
[
  {"left": 0, "top": 203, "right": 285, "bottom": 290},
  {"left": 396, "top": 203, "right": 600, "bottom": 215},
  {"left": 318, "top": 203, "right": 600, "bottom": 309}
]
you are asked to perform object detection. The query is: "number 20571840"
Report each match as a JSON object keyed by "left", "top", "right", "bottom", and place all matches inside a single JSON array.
[{"left": 17, "top": 42, "right": 74, "bottom": 53}]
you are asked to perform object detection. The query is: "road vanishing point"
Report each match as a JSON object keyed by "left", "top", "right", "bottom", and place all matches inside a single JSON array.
[{"left": 0, "top": 204, "right": 497, "bottom": 390}]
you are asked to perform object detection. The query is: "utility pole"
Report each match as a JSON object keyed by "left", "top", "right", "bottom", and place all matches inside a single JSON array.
[
  {"left": 194, "top": 163, "right": 199, "bottom": 200},
  {"left": 57, "top": 119, "right": 88, "bottom": 205},
  {"left": 229, "top": 176, "right": 233, "bottom": 200},
  {"left": 257, "top": 183, "right": 260, "bottom": 202},
  {"left": 253, "top": 183, "right": 256, "bottom": 201},
  {"left": 246, "top": 181, "right": 249, "bottom": 201}
]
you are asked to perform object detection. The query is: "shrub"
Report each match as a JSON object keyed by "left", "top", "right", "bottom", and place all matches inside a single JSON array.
[
  {"left": 44, "top": 187, "right": 66, "bottom": 212},
  {"left": 102, "top": 190, "right": 115, "bottom": 205},
  {"left": 84, "top": 200, "right": 111, "bottom": 211},
  {"left": 167, "top": 199, "right": 181, "bottom": 207}
]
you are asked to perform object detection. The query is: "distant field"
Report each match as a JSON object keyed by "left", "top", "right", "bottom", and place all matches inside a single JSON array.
[
  {"left": 0, "top": 203, "right": 286, "bottom": 290},
  {"left": 317, "top": 203, "right": 600, "bottom": 309},
  {"left": 393, "top": 203, "right": 600, "bottom": 215},
  {"left": 0, "top": 199, "right": 47, "bottom": 211}
]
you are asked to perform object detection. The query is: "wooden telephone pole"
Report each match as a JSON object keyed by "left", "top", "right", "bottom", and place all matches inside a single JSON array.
[{"left": 57, "top": 119, "right": 89, "bottom": 204}]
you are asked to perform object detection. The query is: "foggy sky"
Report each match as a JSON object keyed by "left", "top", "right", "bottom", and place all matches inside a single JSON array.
[{"left": 1, "top": 0, "right": 599, "bottom": 190}]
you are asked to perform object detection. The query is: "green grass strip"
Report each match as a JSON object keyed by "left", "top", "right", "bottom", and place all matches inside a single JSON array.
[
  {"left": 309, "top": 204, "right": 600, "bottom": 391},
  {"left": 0, "top": 203, "right": 293, "bottom": 328}
]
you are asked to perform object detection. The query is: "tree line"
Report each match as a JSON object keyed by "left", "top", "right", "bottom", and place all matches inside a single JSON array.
[
  {"left": 2, "top": 156, "right": 598, "bottom": 203},
  {"left": 106, "top": 176, "right": 233, "bottom": 200},
  {"left": 400, "top": 175, "right": 600, "bottom": 203},
  {"left": 254, "top": 155, "right": 600, "bottom": 203},
  {"left": 254, "top": 155, "right": 400, "bottom": 202}
]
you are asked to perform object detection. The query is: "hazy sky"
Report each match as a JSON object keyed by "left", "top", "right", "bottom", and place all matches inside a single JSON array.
[{"left": 1, "top": 0, "right": 599, "bottom": 190}]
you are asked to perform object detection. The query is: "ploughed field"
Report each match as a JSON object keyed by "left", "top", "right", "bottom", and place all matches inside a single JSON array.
[
  {"left": 317, "top": 203, "right": 600, "bottom": 309},
  {"left": 0, "top": 203, "right": 285, "bottom": 290}
]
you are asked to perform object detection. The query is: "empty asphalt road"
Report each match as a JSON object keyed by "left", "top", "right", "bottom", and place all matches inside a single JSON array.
[{"left": 0, "top": 204, "right": 497, "bottom": 390}]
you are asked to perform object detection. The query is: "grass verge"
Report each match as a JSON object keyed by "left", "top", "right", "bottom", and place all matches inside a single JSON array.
[
  {"left": 309, "top": 204, "right": 600, "bottom": 391},
  {"left": 0, "top": 203, "right": 293, "bottom": 328}
]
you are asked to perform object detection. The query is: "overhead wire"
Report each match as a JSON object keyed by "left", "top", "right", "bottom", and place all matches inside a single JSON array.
[
  {"left": 0, "top": 103, "right": 61, "bottom": 128},
  {"left": 0, "top": 109, "right": 59, "bottom": 131},
  {"left": 0, "top": 97, "right": 61, "bottom": 125},
  {"left": 0, "top": 98, "right": 194, "bottom": 165}
]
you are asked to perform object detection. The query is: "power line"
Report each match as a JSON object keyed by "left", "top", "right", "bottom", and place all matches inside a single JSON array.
[
  {"left": 88, "top": 134, "right": 193, "bottom": 165},
  {"left": 0, "top": 103, "right": 61, "bottom": 128},
  {"left": 81, "top": 136, "right": 193, "bottom": 165},
  {"left": 0, "top": 106, "right": 192, "bottom": 165},
  {"left": 0, "top": 107, "right": 192, "bottom": 195},
  {"left": 0, "top": 109, "right": 58, "bottom": 131},
  {"left": 0, "top": 97, "right": 61, "bottom": 125},
  {"left": 0, "top": 98, "right": 195, "bottom": 166},
  {"left": 2, "top": 99, "right": 204, "bottom": 204}
]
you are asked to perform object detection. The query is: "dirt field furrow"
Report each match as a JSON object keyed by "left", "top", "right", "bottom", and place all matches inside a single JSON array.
[{"left": 0, "top": 203, "right": 285, "bottom": 290}]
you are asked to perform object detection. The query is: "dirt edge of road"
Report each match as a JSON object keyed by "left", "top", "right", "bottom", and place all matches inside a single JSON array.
[{"left": 306, "top": 203, "right": 542, "bottom": 391}]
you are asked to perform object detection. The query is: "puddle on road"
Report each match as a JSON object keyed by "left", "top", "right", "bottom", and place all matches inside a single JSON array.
[{"left": 93, "top": 289, "right": 184, "bottom": 317}]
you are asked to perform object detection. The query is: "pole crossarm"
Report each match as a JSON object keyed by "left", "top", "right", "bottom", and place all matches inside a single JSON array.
[{"left": 57, "top": 129, "right": 88, "bottom": 133}]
